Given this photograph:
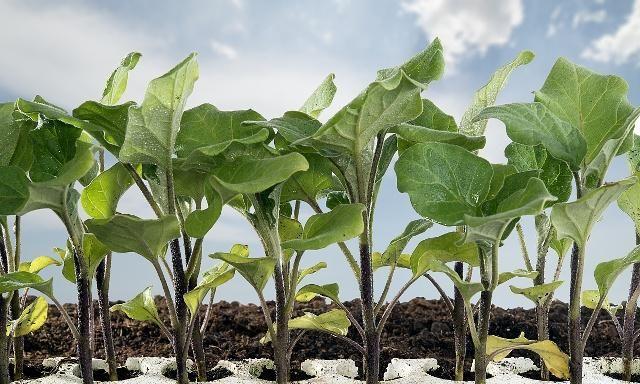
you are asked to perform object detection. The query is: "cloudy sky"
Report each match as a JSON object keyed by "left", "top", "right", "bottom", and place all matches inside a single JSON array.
[{"left": 1, "top": 0, "right": 640, "bottom": 308}]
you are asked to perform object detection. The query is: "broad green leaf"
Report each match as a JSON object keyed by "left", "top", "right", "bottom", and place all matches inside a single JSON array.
[
  {"left": 312, "top": 69, "right": 422, "bottom": 155},
  {"left": 551, "top": 178, "right": 636, "bottom": 247},
  {"left": 81, "top": 163, "right": 135, "bottom": 219},
  {"left": 379, "top": 219, "right": 433, "bottom": 266},
  {"left": 475, "top": 102, "right": 586, "bottom": 170},
  {"left": 262, "top": 309, "right": 350, "bottom": 344},
  {"left": 212, "top": 253, "right": 275, "bottom": 293},
  {"left": 85, "top": 214, "right": 181, "bottom": 260},
  {"left": 535, "top": 58, "right": 634, "bottom": 164},
  {"left": 481, "top": 170, "right": 539, "bottom": 215},
  {"left": 119, "top": 53, "right": 199, "bottom": 168},
  {"left": 325, "top": 191, "right": 349, "bottom": 210},
  {"left": 281, "top": 204, "right": 365, "bottom": 250},
  {"left": 428, "top": 260, "right": 484, "bottom": 301},
  {"left": 460, "top": 50, "right": 535, "bottom": 136},
  {"left": 395, "top": 142, "right": 493, "bottom": 226},
  {"left": 279, "top": 216, "right": 303, "bottom": 245},
  {"left": 464, "top": 178, "right": 556, "bottom": 243},
  {"left": 411, "top": 232, "right": 480, "bottom": 270},
  {"left": 175, "top": 103, "right": 267, "bottom": 161},
  {"left": 295, "top": 283, "right": 340, "bottom": 303},
  {"left": 281, "top": 154, "right": 335, "bottom": 204},
  {"left": 486, "top": 164, "right": 516, "bottom": 201},
  {"left": 110, "top": 287, "right": 164, "bottom": 327},
  {"left": 0, "top": 103, "right": 24, "bottom": 165},
  {"left": 300, "top": 73, "right": 337, "bottom": 118},
  {"left": 394, "top": 124, "right": 486, "bottom": 153},
  {"left": 61, "top": 234, "right": 111, "bottom": 283},
  {"left": 184, "top": 266, "right": 235, "bottom": 316},
  {"left": 0, "top": 166, "right": 30, "bottom": 214},
  {"left": 101, "top": 52, "right": 141, "bottom": 105},
  {"left": 72, "top": 101, "right": 133, "bottom": 155},
  {"left": 19, "top": 256, "right": 62, "bottom": 274},
  {"left": 497, "top": 269, "right": 538, "bottom": 285},
  {"left": 410, "top": 99, "right": 457, "bottom": 132},
  {"left": 377, "top": 38, "right": 444, "bottom": 88},
  {"left": 593, "top": 244, "right": 640, "bottom": 299},
  {"left": 249, "top": 111, "right": 320, "bottom": 148},
  {"left": 9, "top": 296, "right": 48, "bottom": 337},
  {"left": 184, "top": 190, "right": 223, "bottom": 238},
  {"left": 581, "top": 289, "right": 620, "bottom": 315},
  {"left": 618, "top": 174, "right": 640, "bottom": 231},
  {"left": 372, "top": 252, "right": 411, "bottom": 271},
  {"left": 0, "top": 272, "right": 53, "bottom": 298},
  {"left": 486, "top": 333, "right": 569, "bottom": 379},
  {"left": 510, "top": 281, "right": 564, "bottom": 305},
  {"left": 213, "top": 152, "right": 308, "bottom": 194},
  {"left": 297, "top": 262, "right": 327, "bottom": 284}
]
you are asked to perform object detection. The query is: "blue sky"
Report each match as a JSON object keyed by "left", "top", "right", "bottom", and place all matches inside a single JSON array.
[{"left": 1, "top": 0, "right": 640, "bottom": 307}]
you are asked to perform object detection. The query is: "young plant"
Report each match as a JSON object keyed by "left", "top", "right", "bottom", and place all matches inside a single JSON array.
[{"left": 475, "top": 58, "right": 640, "bottom": 384}]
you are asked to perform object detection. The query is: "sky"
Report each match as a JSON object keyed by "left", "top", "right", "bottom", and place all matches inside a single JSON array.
[{"left": 1, "top": 0, "right": 640, "bottom": 308}]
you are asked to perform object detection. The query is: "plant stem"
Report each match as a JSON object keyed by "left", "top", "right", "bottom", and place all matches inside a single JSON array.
[
  {"left": 184, "top": 236, "right": 207, "bottom": 382},
  {"left": 359, "top": 233, "right": 379, "bottom": 384},
  {"left": 73, "top": 247, "right": 94, "bottom": 384},
  {"left": 96, "top": 254, "right": 118, "bottom": 381},
  {"left": 453, "top": 261, "right": 467, "bottom": 382},
  {"left": 475, "top": 290, "right": 492, "bottom": 384},
  {"left": 535, "top": 219, "right": 551, "bottom": 381},
  {"left": 623, "top": 235, "right": 640, "bottom": 381},
  {"left": 568, "top": 241, "right": 584, "bottom": 384},
  {"left": 10, "top": 216, "right": 23, "bottom": 381},
  {"left": 0, "top": 296, "right": 8, "bottom": 384}
]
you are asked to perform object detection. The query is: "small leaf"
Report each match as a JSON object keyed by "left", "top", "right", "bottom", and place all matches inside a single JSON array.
[
  {"left": 101, "top": 52, "right": 142, "bottom": 105},
  {"left": 581, "top": 290, "right": 620, "bottom": 315},
  {"left": 85, "top": 214, "right": 181, "bottom": 261},
  {"left": 297, "top": 262, "right": 327, "bottom": 284},
  {"left": 394, "top": 123, "right": 486, "bottom": 153},
  {"left": 377, "top": 38, "right": 444, "bottom": 87},
  {"left": 262, "top": 309, "right": 350, "bottom": 344},
  {"left": 497, "top": 269, "right": 538, "bottom": 285},
  {"left": 486, "top": 333, "right": 569, "bottom": 379},
  {"left": 410, "top": 99, "right": 457, "bottom": 132},
  {"left": 281, "top": 204, "right": 365, "bottom": 250},
  {"left": 411, "top": 232, "right": 480, "bottom": 270},
  {"left": 593, "top": 244, "right": 640, "bottom": 299},
  {"left": 184, "top": 191, "right": 222, "bottom": 238},
  {"left": 184, "top": 266, "right": 235, "bottom": 317},
  {"left": 9, "top": 296, "right": 48, "bottom": 337},
  {"left": 81, "top": 163, "right": 135, "bottom": 219},
  {"left": 280, "top": 154, "right": 335, "bottom": 204},
  {"left": 295, "top": 283, "right": 340, "bottom": 303},
  {"left": 380, "top": 219, "right": 433, "bottom": 267},
  {"left": 551, "top": 178, "right": 636, "bottom": 248},
  {"left": 110, "top": 287, "right": 164, "bottom": 327},
  {"left": 211, "top": 253, "right": 275, "bottom": 293},
  {"left": 618, "top": 174, "right": 640, "bottom": 232},
  {"left": 19, "top": 256, "right": 62, "bottom": 274},
  {"left": 300, "top": 74, "right": 337, "bottom": 118},
  {"left": 0, "top": 272, "right": 53, "bottom": 298},
  {"left": 460, "top": 50, "right": 535, "bottom": 136},
  {"left": 510, "top": 281, "right": 563, "bottom": 305},
  {"left": 0, "top": 166, "right": 30, "bottom": 215}
]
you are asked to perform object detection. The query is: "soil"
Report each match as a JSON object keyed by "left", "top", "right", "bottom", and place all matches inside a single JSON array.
[{"left": 17, "top": 297, "right": 640, "bottom": 380}]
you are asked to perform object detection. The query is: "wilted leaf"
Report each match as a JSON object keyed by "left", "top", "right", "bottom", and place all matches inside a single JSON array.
[{"left": 9, "top": 296, "right": 48, "bottom": 337}]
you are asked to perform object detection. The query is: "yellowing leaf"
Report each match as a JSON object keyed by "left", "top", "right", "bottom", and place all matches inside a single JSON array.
[
  {"left": 487, "top": 333, "right": 569, "bottom": 379},
  {"left": 9, "top": 297, "right": 48, "bottom": 337}
]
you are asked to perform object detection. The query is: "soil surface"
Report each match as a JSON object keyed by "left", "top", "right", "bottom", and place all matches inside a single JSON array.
[{"left": 19, "top": 297, "right": 639, "bottom": 380}]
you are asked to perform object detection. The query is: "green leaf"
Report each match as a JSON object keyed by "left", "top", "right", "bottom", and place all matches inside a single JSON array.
[
  {"left": 184, "top": 266, "right": 235, "bottom": 317},
  {"left": 279, "top": 216, "right": 303, "bottom": 245},
  {"left": 262, "top": 309, "right": 350, "bottom": 344},
  {"left": 119, "top": 53, "right": 199, "bottom": 168},
  {"left": 428, "top": 260, "right": 484, "bottom": 302},
  {"left": 184, "top": 190, "right": 222, "bottom": 238},
  {"left": 211, "top": 253, "right": 275, "bottom": 293},
  {"left": 297, "top": 262, "right": 327, "bottom": 284},
  {"left": 0, "top": 102, "right": 25, "bottom": 166},
  {"left": 295, "top": 283, "right": 340, "bottom": 303},
  {"left": 85, "top": 214, "right": 181, "bottom": 261},
  {"left": 535, "top": 58, "right": 634, "bottom": 165},
  {"left": 0, "top": 166, "right": 30, "bottom": 214},
  {"left": 9, "top": 296, "right": 48, "bottom": 337},
  {"left": 176, "top": 103, "right": 267, "bottom": 162},
  {"left": 593, "top": 244, "right": 640, "bottom": 299},
  {"left": 510, "top": 281, "right": 564, "bottom": 305},
  {"left": 281, "top": 154, "right": 335, "bottom": 204},
  {"left": 475, "top": 102, "right": 586, "bottom": 170},
  {"left": 379, "top": 219, "right": 433, "bottom": 267},
  {"left": 551, "top": 178, "right": 636, "bottom": 248},
  {"left": 581, "top": 289, "right": 620, "bottom": 315},
  {"left": 249, "top": 111, "right": 320, "bottom": 148},
  {"left": 281, "top": 204, "right": 365, "bottom": 250},
  {"left": 460, "top": 50, "right": 535, "bottom": 136},
  {"left": 410, "top": 99, "right": 457, "bottom": 132},
  {"left": 81, "top": 163, "right": 135, "bottom": 219},
  {"left": 464, "top": 178, "right": 556, "bottom": 243},
  {"left": 101, "top": 52, "right": 141, "bottom": 105},
  {"left": 395, "top": 142, "right": 493, "bottom": 226},
  {"left": 110, "top": 287, "right": 164, "bottom": 327},
  {"left": 486, "top": 333, "right": 569, "bottom": 379},
  {"left": 19, "top": 256, "right": 61, "bottom": 274},
  {"left": 300, "top": 74, "right": 337, "bottom": 118},
  {"left": 312, "top": 69, "right": 422, "bottom": 155},
  {"left": 0, "top": 272, "right": 53, "bottom": 298},
  {"left": 377, "top": 38, "right": 444, "bottom": 88},
  {"left": 618, "top": 174, "right": 640, "bottom": 231},
  {"left": 394, "top": 124, "right": 486, "bottom": 153},
  {"left": 72, "top": 101, "right": 133, "bottom": 155},
  {"left": 411, "top": 232, "right": 480, "bottom": 269},
  {"left": 498, "top": 269, "right": 538, "bottom": 285},
  {"left": 213, "top": 152, "right": 308, "bottom": 194}
]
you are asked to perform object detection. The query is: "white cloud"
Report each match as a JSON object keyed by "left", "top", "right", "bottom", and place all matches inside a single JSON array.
[
  {"left": 572, "top": 9, "right": 606, "bottom": 28},
  {"left": 401, "top": 0, "right": 524, "bottom": 69},
  {"left": 210, "top": 40, "right": 239, "bottom": 60},
  {"left": 582, "top": 0, "right": 640, "bottom": 64},
  {"left": 546, "top": 5, "right": 563, "bottom": 38}
]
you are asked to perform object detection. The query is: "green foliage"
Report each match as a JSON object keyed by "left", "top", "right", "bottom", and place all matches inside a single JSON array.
[
  {"left": 110, "top": 287, "right": 164, "bottom": 328},
  {"left": 8, "top": 296, "right": 48, "bottom": 337},
  {"left": 211, "top": 253, "right": 275, "bottom": 293},
  {"left": 101, "top": 52, "right": 141, "bottom": 105},
  {"left": 81, "top": 163, "right": 135, "bottom": 219},
  {"left": 299, "top": 74, "right": 337, "bottom": 118}
]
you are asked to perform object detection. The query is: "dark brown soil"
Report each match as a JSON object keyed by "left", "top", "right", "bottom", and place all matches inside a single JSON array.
[{"left": 18, "top": 297, "right": 640, "bottom": 380}]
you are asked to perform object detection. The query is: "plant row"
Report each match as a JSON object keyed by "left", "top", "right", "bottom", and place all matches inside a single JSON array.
[{"left": 0, "top": 39, "right": 639, "bottom": 384}]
